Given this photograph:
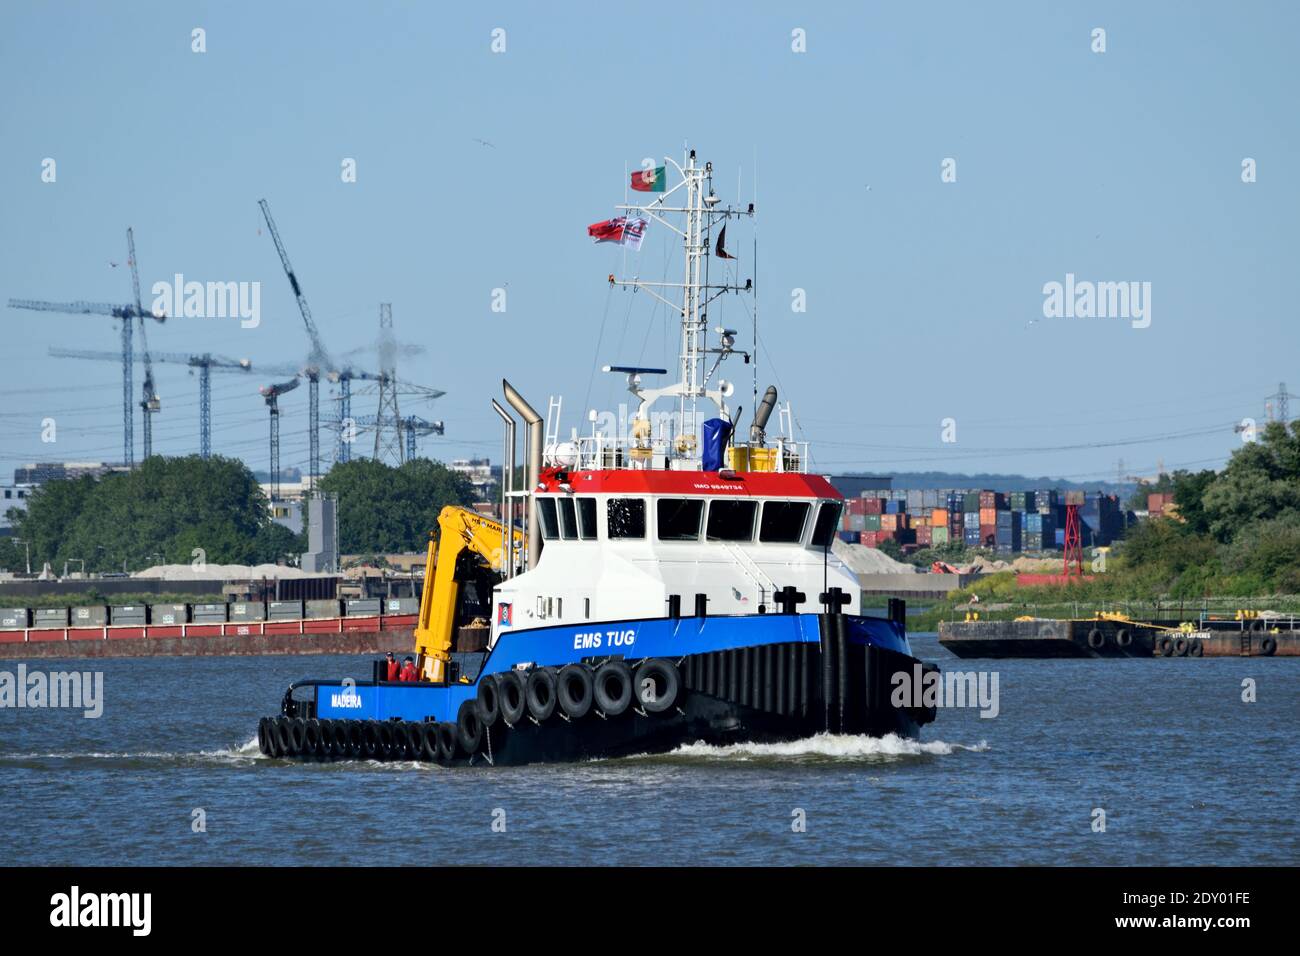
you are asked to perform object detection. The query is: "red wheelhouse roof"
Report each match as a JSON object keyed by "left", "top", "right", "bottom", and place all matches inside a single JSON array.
[{"left": 537, "top": 469, "right": 841, "bottom": 499}]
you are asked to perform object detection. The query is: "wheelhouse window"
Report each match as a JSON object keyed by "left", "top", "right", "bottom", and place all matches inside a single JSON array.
[
  {"left": 760, "top": 501, "right": 811, "bottom": 543},
  {"left": 706, "top": 499, "right": 757, "bottom": 541},
  {"left": 577, "top": 498, "right": 598, "bottom": 540},
  {"left": 657, "top": 498, "right": 704, "bottom": 541},
  {"left": 810, "top": 501, "right": 842, "bottom": 548},
  {"left": 537, "top": 497, "right": 559, "bottom": 540},
  {"left": 607, "top": 497, "right": 646, "bottom": 538},
  {"left": 558, "top": 497, "right": 579, "bottom": 540}
]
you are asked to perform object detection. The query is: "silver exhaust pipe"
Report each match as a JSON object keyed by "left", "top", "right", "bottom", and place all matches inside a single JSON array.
[
  {"left": 503, "top": 379, "right": 543, "bottom": 570},
  {"left": 750, "top": 385, "right": 778, "bottom": 445},
  {"left": 490, "top": 399, "right": 516, "bottom": 579}
]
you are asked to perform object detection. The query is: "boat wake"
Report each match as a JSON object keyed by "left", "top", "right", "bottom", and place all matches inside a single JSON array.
[{"left": 663, "top": 732, "right": 989, "bottom": 763}]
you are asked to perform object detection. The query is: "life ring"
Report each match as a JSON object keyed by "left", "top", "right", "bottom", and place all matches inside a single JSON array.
[
  {"left": 1260, "top": 635, "right": 1278, "bottom": 656},
  {"left": 527, "top": 668, "right": 558, "bottom": 721},
  {"left": 1173, "top": 637, "right": 1189, "bottom": 657},
  {"left": 476, "top": 674, "right": 502, "bottom": 727},
  {"left": 359, "top": 721, "right": 379, "bottom": 758},
  {"left": 1188, "top": 640, "right": 1204, "bottom": 657},
  {"left": 498, "top": 671, "right": 527, "bottom": 725},
  {"left": 1115, "top": 628, "right": 1133, "bottom": 649},
  {"left": 1087, "top": 629, "right": 1105, "bottom": 650},
  {"left": 1158, "top": 636, "right": 1174, "bottom": 657},
  {"left": 418, "top": 722, "right": 439, "bottom": 761},
  {"left": 457, "top": 700, "right": 483, "bottom": 753},
  {"left": 594, "top": 661, "right": 633, "bottom": 716},
  {"left": 557, "top": 664, "right": 594, "bottom": 719},
  {"left": 436, "top": 722, "right": 458, "bottom": 762},
  {"left": 634, "top": 659, "right": 680, "bottom": 713}
]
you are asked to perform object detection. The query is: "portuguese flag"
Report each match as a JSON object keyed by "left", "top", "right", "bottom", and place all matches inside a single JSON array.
[{"left": 631, "top": 166, "right": 666, "bottom": 192}]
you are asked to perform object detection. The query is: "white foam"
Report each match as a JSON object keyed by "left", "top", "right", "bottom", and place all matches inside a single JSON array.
[{"left": 668, "top": 732, "right": 989, "bottom": 761}]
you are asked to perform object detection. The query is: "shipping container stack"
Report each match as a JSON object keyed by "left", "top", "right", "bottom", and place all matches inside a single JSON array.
[{"left": 833, "top": 485, "right": 1127, "bottom": 554}]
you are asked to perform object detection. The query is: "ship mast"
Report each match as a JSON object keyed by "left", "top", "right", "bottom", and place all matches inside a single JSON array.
[{"left": 612, "top": 147, "right": 754, "bottom": 461}]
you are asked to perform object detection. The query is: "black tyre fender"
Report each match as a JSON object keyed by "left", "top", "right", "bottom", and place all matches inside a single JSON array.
[
  {"left": 526, "top": 667, "right": 558, "bottom": 721},
  {"left": 418, "top": 722, "right": 439, "bottom": 761},
  {"left": 498, "top": 671, "right": 527, "bottom": 725},
  {"left": 457, "top": 699, "right": 483, "bottom": 753},
  {"left": 343, "top": 720, "right": 364, "bottom": 757},
  {"left": 476, "top": 674, "right": 502, "bottom": 727},
  {"left": 274, "top": 716, "right": 294, "bottom": 755},
  {"left": 1260, "top": 635, "right": 1278, "bottom": 656},
  {"left": 400, "top": 723, "right": 421, "bottom": 759},
  {"left": 360, "top": 720, "right": 380, "bottom": 758},
  {"left": 1086, "top": 629, "right": 1105, "bottom": 650},
  {"left": 288, "top": 717, "right": 308, "bottom": 754},
  {"left": 594, "top": 660, "right": 633, "bottom": 716},
  {"left": 436, "top": 722, "right": 458, "bottom": 762},
  {"left": 1115, "top": 628, "right": 1132, "bottom": 649},
  {"left": 557, "top": 664, "right": 594, "bottom": 719},
  {"left": 1158, "top": 636, "right": 1175, "bottom": 657},
  {"left": 390, "top": 721, "right": 414, "bottom": 760},
  {"left": 1188, "top": 639, "right": 1204, "bottom": 657},
  {"left": 1173, "top": 636, "right": 1189, "bottom": 657},
  {"left": 634, "top": 659, "right": 680, "bottom": 713},
  {"left": 257, "top": 718, "right": 273, "bottom": 756},
  {"left": 375, "top": 720, "right": 395, "bottom": 759},
  {"left": 304, "top": 718, "right": 324, "bottom": 757},
  {"left": 329, "top": 720, "right": 348, "bottom": 758}
]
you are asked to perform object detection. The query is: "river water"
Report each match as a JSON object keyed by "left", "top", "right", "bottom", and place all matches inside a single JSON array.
[{"left": 1, "top": 635, "right": 1295, "bottom": 866}]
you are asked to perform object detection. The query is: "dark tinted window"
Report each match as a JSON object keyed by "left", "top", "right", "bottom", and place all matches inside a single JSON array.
[
  {"left": 657, "top": 498, "right": 704, "bottom": 541},
  {"left": 810, "top": 501, "right": 842, "bottom": 547},
  {"left": 577, "top": 498, "right": 598, "bottom": 539},
  {"left": 537, "top": 498, "right": 559, "bottom": 540},
  {"left": 558, "top": 497, "right": 578, "bottom": 540},
  {"left": 607, "top": 498, "right": 646, "bottom": 538},
  {"left": 760, "top": 501, "right": 810, "bottom": 543},
  {"left": 706, "top": 499, "right": 757, "bottom": 541}
]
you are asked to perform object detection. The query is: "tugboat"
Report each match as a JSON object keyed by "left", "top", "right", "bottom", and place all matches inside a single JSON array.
[{"left": 256, "top": 148, "right": 939, "bottom": 766}]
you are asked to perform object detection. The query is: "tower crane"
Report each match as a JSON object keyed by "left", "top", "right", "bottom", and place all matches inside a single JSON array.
[
  {"left": 8, "top": 227, "right": 166, "bottom": 467},
  {"left": 258, "top": 199, "right": 337, "bottom": 489},
  {"left": 260, "top": 377, "right": 302, "bottom": 500},
  {"left": 48, "top": 347, "right": 275, "bottom": 459},
  {"left": 402, "top": 415, "right": 445, "bottom": 461},
  {"left": 127, "top": 229, "right": 161, "bottom": 458}
]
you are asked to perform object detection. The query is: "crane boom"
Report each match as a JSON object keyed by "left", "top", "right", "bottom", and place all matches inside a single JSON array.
[
  {"left": 257, "top": 199, "right": 332, "bottom": 370},
  {"left": 414, "top": 505, "right": 521, "bottom": 683}
]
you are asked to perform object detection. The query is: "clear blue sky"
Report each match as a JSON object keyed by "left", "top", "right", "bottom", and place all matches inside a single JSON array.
[{"left": 2, "top": 1, "right": 1296, "bottom": 484}]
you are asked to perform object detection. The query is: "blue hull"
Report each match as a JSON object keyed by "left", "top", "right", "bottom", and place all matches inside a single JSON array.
[
  {"left": 312, "top": 612, "right": 908, "bottom": 724},
  {"left": 261, "top": 609, "right": 938, "bottom": 766}
]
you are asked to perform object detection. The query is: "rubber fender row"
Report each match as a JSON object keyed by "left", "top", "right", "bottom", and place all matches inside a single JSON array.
[
  {"left": 1155, "top": 634, "right": 1206, "bottom": 657},
  {"left": 470, "top": 658, "right": 680, "bottom": 740},
  {"left": 1086, "top": 627, "right": 1137, "bottom": 650},
  {"left": 256, "top": 716, "right": 463, "bottom": 763}
]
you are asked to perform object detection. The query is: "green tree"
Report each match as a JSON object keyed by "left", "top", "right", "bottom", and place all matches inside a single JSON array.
[
  {"left": 316, "top": 457, "right": 474, "bottom": 553},
  {"left": 10, "top": 455, "right": 289, "bottom": 572}
]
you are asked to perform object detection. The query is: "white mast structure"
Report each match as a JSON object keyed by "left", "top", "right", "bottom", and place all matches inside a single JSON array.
[{"left": 609, "top": 147, "right": 755, "bottom": 466}]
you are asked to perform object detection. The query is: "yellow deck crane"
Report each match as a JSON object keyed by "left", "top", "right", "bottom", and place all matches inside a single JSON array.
[{"left": 414, "top": 505, "right": 522, "bottom": 682}]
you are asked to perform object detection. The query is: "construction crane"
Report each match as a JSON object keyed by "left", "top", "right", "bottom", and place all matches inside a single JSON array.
[
  {"left": 402, "top": 415, "right": 445, "bottom": 460},
  {"left": 260, "top": 377, "right": 301, "bottom": 500},
  {"left": 127, "top": 229, "right": 161, "bottom": 459},
  {"left": 258, "top": 199, "right": 336, "bottom": 488},
  {"left": 8, "top": 227, "right": 166, "bottom": 467},
  {"left": 48, "top": 347, "right": 267, "bottom": 459}
]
